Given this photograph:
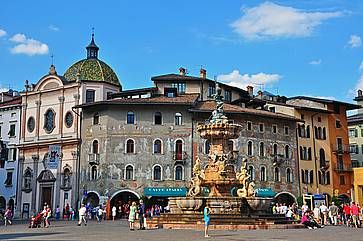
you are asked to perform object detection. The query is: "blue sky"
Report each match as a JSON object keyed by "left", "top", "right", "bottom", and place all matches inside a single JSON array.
[{"left": 0, "top": 0, "right": 363, "bottom": 103}]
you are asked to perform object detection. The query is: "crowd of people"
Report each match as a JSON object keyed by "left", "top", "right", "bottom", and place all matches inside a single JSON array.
[{"left": 272, "top": 201, "right": 363, "bottom": 229}]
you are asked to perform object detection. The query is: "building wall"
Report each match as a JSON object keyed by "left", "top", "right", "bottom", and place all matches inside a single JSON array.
[
  {"left": 348, "top": 123, "right": 363, "bottom": 167},
  {"left": 353, "top": 167, "right": 363, "bottom": 204},
  {"left": 0, "top": 101, "right": 21, "bottom": 212}
]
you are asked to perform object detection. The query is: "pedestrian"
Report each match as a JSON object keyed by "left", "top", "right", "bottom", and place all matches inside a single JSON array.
[
  {"left": 4, "top": 207, "right": 13, "bottom": 226},
  {"left": 204, "top": 204, "right": 211, "bottom": 238},
  {"left": 55, "top": 205, "right": 61, "bottom": 220},
  {"left": 301, "top": 202, "right": 309, "bottom": 215},
  {"left": 138, "top": 200, "right": 146, "bottom": 230},
  {"left": 313, "top": 205, "right": 320, "bottom": 224},
  {"left": 97, "top": 206, "right": 103, "bottom": 223},
  {"left": 65, "top": 203, "right": 70, "bottom": 220},
  {"left": 45, "top": 205, "right": 51, "bottom": 228},
  {"left": 350, "top": 202, "right": 360, "bottom": 228},
  {"left": 343, "top": 203, "right": 351, "bottom": 226},
  {"left": 301, "top": 211, "right": 321, "bottom": 229},
  {"left": 78, "top": 204, "right": 87, "bottom": 226},
  {"left": 112, "top": 206, "right": 117, "bottom": 221},
  {"left": 319, "top": 203, "right": 328, "bottom": 226},
  {"left": 129, "top": 201, "right": 137, "bottom": 231},
  {"left": 329, "top": 202, "right": 339, "bottom": 225}
]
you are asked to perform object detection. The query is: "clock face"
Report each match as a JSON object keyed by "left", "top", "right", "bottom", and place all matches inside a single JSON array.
[
  {"left": 65, "top": 112, "right": 73, "bottom": 128},
  {"left": 27, "top": 116, "right": 35, "bottom": 133}
]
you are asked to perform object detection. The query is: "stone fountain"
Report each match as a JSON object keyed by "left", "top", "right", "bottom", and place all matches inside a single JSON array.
[{"left": 169, "top": 83, "right": 272, "bottom": 216}]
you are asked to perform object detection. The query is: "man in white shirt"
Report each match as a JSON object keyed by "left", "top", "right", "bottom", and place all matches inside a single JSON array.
[
  {"left": 301, "top": 202, "right": 309, "bottom": 214},
  {"left": 319, "top": 203, "right": 328, "bottom": 226},
  {"left": 78, "top": 204, "right": 87, "bottom": 226}
]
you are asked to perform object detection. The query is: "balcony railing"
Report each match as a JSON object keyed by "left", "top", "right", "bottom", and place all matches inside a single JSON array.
[
  {"left": 334, "top": 164, "right": 352, "bottom": 172},
  {"left": 88, "top": 153, "right": 100, "bottom": 165},
  {"left": 331, "top": 144, "right": 350, "bottom": 154}
]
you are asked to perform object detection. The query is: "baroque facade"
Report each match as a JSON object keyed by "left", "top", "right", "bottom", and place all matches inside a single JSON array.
[
  {"left": 16, "top": 35, "right": 121, "bottom": 218},
  {"left": 78, "top": 70, "right": 300, "bottom": 208}
]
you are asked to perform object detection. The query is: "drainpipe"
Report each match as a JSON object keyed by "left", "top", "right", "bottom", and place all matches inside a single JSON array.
[{"left": 311, "top": 113, "right": 319, "bottom": 194}]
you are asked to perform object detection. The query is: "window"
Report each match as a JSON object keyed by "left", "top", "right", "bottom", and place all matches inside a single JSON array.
[
  {"left": 175, "top": 166, "right": 183, "bottom": 180},
  {"left": 269, "top": 107, "right": 275, "bottom": 113},
  {"left": 175, "top": 140, "right": 183, "bottom": 160},
  {"left": 284, "top": 126, "right": 289, "bottom": 135},
  {"left": 285, "top": 145, "right": 289, "bottom": 159},
  {"left": 9, "top": 124, "right": 16, "bottom": 137},
  {"left": 153, "top": 165, "right": 162, "bottom": 181},
  {"left": 153, "top": 139, "right": 162, "bottom": 154},
  {"left": 259, "top": 123, "right": 264, "bottom": 132},
  {"left": 260, "top": 166, "right": 266, "bottom": 181},
  {"left": 259, "top": 142, "right": 264, "bottom": 156},
  {"left": 93, "top": 113, "right": 99, "bottom": 125},
  {"left": 339, "top": 175, "right": 345, "bottom": 185},
  {"left": 306, "top": 125, "right": 310, "bottom": 138},
  {"left": 272, "top": 125, "right": 277, "bottom": 134},
  {"left": 309, "top": 170, "right": 314, "bottom": 184},
  {"left": 317, "top": 117, "right": 321, "bottom": 122},
  {"left": 273, "top": 144, "right": 278, "bottom": 156},
  {"left": 92, "top": 140, "right": 99, "bottom": 154},
  {"left": 286, "top": 168, "right": 292, "bottom": 183},
  {"left": 228, "top": 141, "right": 234, "bottom": 152},
  {"left": 208, "top": 84, "right": 216, "bottom": 97},
  {"left": 247, "top": 141, "right": 253, "bottom": 156},
  {"left": 106, "top": 92, "right": 113, "bottom": 100},
  {"left": 27, "top": 117, "right": 35, "bottom": 133},
  {"left": 335, "top": 120, "right": 341, "bottom": 128},
  {"left": 274, "top": 167, "right": 280, "bottom": 182},
  {"left": 44, "top": 109, "right": 55, "bottom": 133},
  {"left": 9, "top": 148, "right": 17, "bottom": 161},
  {"left": 0, "top": 143, "right": 6, "bottom": 168},
  {"left": 63, "top": 168, "right": 71, "bottom": 188},
  {"left": 154, "top": 112, "right": 162, "bottom": 125},
  {"left": 65, "top": 112, "right": 73, "bottom": 128},
  {"left": 126, "top": 139, "right": 135, "bottom": 153},
  {"left": 23, "top": 168, "right": 32, "bottom": 190},
  {"left": 308, "top": 148, "right": 312, "bottom": 160},
  {"left": 349, "top": 144, "right": 359, "bottom": 154},
  {"left": 171, "top": 82, "right": 186, "bottom": 94},
  {"left": 127, "top": 111, "right": 135, "bottom": 124},
  {"left": 326, "top": 171, "right": 330, "bottom": 185},
  {"left": 4, "top": 171, "right": 12, "bottom": 186},
  {"left": 91, "top": 166, "right": 98, "bottom": 180},
  {"left": 247, "top": 121, "right": 252, "bottom": 131},
  {"left": 86, "top": 90, "right": 95, "bottom": 103},
  {"left": 248, "top": 165, "right": 255, "bottom": 181},
  {"left": 301, "top": 170, "right": 305, "bottom": 184},
  {"left": 349, "top": 129, "right": 358, "bottom": 137},
  {"left": 224, "top": 90, "right": 232, "bottom": 102},
  {"left": 175, "top": 113, "right": 183, "bottom": 125},
  {"left": 205, "top": 140, "right": 211, "bottom": 155},
  {"left": 125, "top": 165, "right": 134, "bottom": 180}
]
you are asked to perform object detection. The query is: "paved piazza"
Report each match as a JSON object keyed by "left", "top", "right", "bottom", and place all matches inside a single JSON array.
[{"left": 0, "top": 220, "right": 362, "bottom": 241}]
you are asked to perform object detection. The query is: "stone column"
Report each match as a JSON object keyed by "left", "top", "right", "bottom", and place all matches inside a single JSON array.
[
  {"left": 31, "top": 154, "right": 39, "bottom": 212},
  {"left": 55, "top": 153, "right": 62, "bottom": 210},
  {"left": 15, "top": 156, "right": 24, "bottom": 218}
]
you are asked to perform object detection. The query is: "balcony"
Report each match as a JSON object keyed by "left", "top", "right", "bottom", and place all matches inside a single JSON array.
[
  {"left": 319, "top": 160, "right": 330, "bottom": 171},
  {"left": 334, "top": 164, "right": 352, "bottom": 172},
  {"left": 331, "top": 144, "right": 350, "bottom": 154},
  {"left": 88, "top": 153, "right": 100, "bottom": 165},
  {"left": 270, "top": 154, "right": 287, "bottom": 166},
  {"left": 172, "top": 151, "right": 188, "bottom": 165}
]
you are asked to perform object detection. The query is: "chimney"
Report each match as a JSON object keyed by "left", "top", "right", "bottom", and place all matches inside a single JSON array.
[
  {"left": 246, "top": 85, "right": 254, "bottom": 97},
  {"left": 358, "top": 89, "right": 362, "bottom": 97},
  {"left": 200, "top": 68, "right": 206, "bottom": 79},
  {"left": 179, "top": 67, "right": 186, "bottom": 76}
]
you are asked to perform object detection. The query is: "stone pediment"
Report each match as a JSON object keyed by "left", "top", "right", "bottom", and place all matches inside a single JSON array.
[{"left": 37, "top": 169, "right": 56, "bottom": 182}]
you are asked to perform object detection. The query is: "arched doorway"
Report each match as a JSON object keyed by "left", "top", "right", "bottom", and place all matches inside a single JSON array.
[
  {"left": 85, "top": 192, "right": 100, "bottom": 207},
  {"left": 274, "top": 192, "right": 296, "bottom": 206},
  {"left": 8, "top": 198, "right": 14, "bottom": 213},
  {"left": 110, "top": 190, "right": 139, "bottom": 218}
]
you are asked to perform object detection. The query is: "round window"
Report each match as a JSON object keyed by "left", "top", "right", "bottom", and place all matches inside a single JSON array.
[
  {"left": 65, "top": 112, "right": 73, "bottom": 128},
  {"left": 27, "top": 117, "right": 35, "bottom": 133}
]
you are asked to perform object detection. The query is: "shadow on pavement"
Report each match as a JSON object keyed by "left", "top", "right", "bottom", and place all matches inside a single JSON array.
[{"left": 0, "top": 232, "right": 63, "bottom": 240}]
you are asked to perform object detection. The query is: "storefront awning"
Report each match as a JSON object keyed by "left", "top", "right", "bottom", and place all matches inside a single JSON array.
[
  {"left": 144, "top": 187, "right": 187, "bottom": 197},
  {"left": 255, "top": 188, "right": 276, "bottom": 197}
]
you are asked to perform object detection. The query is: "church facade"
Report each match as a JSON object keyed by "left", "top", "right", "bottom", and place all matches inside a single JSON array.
[{"left": 16, "top": 35, "right": 121, "bottom": 218}]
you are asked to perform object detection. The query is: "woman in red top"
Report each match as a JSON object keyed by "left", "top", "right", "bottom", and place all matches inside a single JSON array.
[{"left": 343, "top": 204, "right": 351, "bottom": 226}]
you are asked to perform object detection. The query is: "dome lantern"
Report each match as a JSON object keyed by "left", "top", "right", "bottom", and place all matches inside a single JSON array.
[{"left": 86, "top": 31, "right": 99, "bottom": 59}]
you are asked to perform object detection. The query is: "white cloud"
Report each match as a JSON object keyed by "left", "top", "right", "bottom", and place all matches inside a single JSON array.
[
  {"left": 348, "top": 35, "right": 362, "bottom": 48},
  {"left": 48, "top": 25, "right": 59, "bottom": 31},
  {"left": 309, "top": 59, "right": 322, "bottom": 65},
  {"left": 359, "top": 61, "right": 363, "bottom": 72},
  {"left": 217, "top": 70, "right": 281, "bottom": 89},
  {"left": 355, "top": 74, "right": 363, "bottom": 91},
  {"left": 10, "top": 33, "right": 49, "bottom": 56},
  {"left": 231, "top": 2, "right": 342, "bottom": 40},
  {"left": 0, "top": 28, "right": 6, "bottom": 37}
]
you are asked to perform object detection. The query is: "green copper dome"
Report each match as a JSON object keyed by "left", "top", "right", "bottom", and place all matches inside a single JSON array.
[{"left": 63, "top": 34, "right": 121, "bottom": 87}]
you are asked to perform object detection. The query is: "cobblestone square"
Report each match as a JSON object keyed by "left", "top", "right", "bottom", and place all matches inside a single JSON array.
[{"left": 0, "top": 220, "right": 362, "bottom": 241}]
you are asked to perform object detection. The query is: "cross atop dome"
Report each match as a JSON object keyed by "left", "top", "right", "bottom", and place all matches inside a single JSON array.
[{"left": 86, "top": 28, "right": 99, "bottom": 59}]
